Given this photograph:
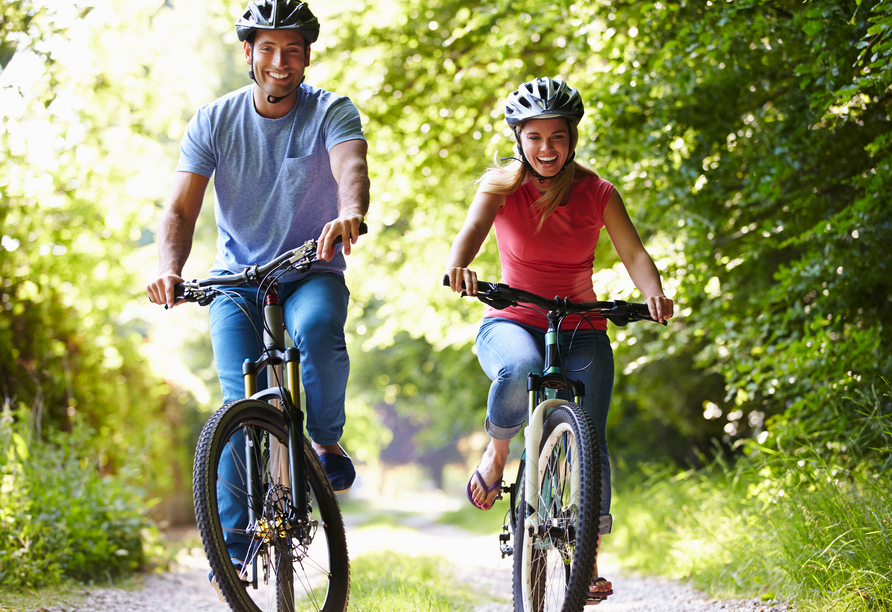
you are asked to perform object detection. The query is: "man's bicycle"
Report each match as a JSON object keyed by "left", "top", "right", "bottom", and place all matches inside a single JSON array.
[
  {"left": 448, "top": 279, "right": 665, "bottom": 612},
  {"left": 174, "top": 227, "right": 365, "bottom": 612}
]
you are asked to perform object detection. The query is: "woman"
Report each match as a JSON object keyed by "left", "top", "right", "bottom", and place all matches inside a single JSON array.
[{"left": 444, "top": 77, "right": 674, "bottom": 603}]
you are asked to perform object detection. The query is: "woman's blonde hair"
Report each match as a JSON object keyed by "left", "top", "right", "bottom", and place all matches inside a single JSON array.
[{"left": 477, "top": 120, "right": 598, "bottom": 231}]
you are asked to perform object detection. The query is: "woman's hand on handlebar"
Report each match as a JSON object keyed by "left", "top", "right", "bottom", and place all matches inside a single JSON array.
[
  {"left": 146, "top": 272, "right": 184, "bottom": 310},
  {"left": 646, "top": 295, "right": 674, "bottom": 323},
  {"left": 445, "top": 267, "right": 479, "bottom": 295}
]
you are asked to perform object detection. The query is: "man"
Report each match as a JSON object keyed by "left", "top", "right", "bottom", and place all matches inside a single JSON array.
[{"left": 145, "top": 0, "right": 368, "bottom": 594}]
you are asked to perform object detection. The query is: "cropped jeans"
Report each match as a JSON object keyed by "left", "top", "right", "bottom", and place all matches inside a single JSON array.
[
  {"left": 475, "top": 317, "right": 615, "bottom": 534},
  {"left": 208, "top": 272, "right": 350, "bottom": 561}
]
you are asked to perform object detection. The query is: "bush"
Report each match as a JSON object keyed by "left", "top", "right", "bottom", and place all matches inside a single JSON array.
[{"left": 0, "top": 407, "right": 156, "bottom": 589}]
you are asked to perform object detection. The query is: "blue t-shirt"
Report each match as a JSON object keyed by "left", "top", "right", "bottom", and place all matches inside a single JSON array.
[{"left": 177, "top": 83, "right": 365, "bottom": 279}]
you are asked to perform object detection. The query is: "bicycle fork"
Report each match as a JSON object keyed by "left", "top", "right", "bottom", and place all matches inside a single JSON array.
[
  {"left": 240, "top": 285, "right": 308, "bottom": 576},
  {"left": 516, "top": 313, "right": 587, "bottom": 547}
]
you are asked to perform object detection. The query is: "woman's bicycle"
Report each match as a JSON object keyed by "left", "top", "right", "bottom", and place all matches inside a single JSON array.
[
  {"left": 447, "top": 279, "right": 665, "bottom": 612},
  {"left": 174, "top": 227, "right": 365, "bottom": 612}
]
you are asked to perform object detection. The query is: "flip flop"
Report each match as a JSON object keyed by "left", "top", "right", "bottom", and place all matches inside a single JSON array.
[
  {"left": 585, "top": 576, "right": 614, "bottom": 604},
  {"left": 466, "top": 469, "right": 502, "bottom": 510}
]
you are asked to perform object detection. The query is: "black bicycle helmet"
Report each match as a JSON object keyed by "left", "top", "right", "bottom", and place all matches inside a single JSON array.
[
  {"left": 236, "top": 0, "right": 320, "bottom": 44},
  {"left": 505, "top": 77, "right": 584, "bottom": 127}
]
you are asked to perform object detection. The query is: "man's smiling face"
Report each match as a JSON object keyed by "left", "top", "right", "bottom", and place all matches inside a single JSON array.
[{"left": 245, "top": 29, "right": 310, "bottom": 101}]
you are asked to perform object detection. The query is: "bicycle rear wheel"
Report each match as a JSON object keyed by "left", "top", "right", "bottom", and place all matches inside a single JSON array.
[
  {"left": 512, "top": 402, "right": 600, "bottom": 612},
  {"left": 193, "top": 399, "right": 349, "bottom": 612}
]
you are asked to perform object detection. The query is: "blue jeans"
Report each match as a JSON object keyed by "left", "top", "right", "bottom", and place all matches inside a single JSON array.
[
  {"left": 476, "top": 317, "right": 615, "bottom": 527},
  {"left": 208, "top": 272, "right": 350, "bottom": 560}
]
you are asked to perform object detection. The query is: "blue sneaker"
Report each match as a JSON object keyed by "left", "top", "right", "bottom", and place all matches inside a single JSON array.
[
  {"left": 208, "top": 558, "right": 248, "bottom": 602},
  {"left": 318, "top": 446, "right": 355, "bottom": 494}
]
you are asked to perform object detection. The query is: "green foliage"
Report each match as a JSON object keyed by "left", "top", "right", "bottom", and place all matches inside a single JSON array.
[
  {"left": 345, "top": 331, "right": 490, "bottom": 478},
  {"left": 0, "top": 0, "right": 217, "bottom": 473},
  {"left": 316, "top": 0, "right": 892, "bottom": 462},
  {"left": 0, "top": 407, "right": 155, "bottom": 589},
  {"left": 0, "top": 0, "right": 220, "bottom": 584}
]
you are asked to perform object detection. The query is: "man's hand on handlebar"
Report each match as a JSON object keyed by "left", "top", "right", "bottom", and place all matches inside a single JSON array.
[
  {"left": 317, "top": 214, "right": 365, "bottom": 261},
  {"left": 147, "top": 272, "right": 185, "bottom": 310}
]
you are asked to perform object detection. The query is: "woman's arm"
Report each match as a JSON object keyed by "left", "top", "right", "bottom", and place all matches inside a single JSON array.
[
  {"left": 602, "top": 189, "right": 674, "bottom": 322},
  {"left": 444, "top": 190, "right": 506, "bottom": 295}
]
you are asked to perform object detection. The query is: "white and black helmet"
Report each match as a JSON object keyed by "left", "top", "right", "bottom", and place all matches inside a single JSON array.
[{"left": 505, "top": 77, "right": 584, "bottom": 127}]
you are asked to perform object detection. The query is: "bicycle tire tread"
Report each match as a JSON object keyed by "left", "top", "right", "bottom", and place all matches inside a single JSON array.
[
  {"left": 511, "top": 402, "right": 601, "bottom": 612},
  {"left": 192, "top": 399, "right": 350, "bottom": 612}
]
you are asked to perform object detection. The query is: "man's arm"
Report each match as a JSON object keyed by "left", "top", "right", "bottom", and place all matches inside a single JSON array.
[
  {"left": 146, "top": 171, "right": 210, "bottom": 308},
  {"left": 317, "top": 138, "right": 370, "bottom": 261}
]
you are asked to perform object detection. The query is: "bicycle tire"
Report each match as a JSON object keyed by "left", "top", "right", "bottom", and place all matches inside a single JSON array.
[
  {"left": 512, "top": 402, "right": 600, "bottom": 612},
  {"left": 193, "top": 399, "right": 349, "bottom": 612}
]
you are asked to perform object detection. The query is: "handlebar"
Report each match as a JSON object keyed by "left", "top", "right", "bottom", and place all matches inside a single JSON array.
[
  {"left": 171, "top": 223, "right": 368, "bottom": 307},
  {"left": 442, "top": 276, "right": 666, "bottom": 327}
]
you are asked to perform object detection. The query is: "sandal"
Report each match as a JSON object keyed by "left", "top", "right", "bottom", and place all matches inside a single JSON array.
[
  {"left": 585, "top": 576, "right": 613, "bottom": 605},
  {"left": 466, "top": 468, "right": 502, "bottom": 510}
]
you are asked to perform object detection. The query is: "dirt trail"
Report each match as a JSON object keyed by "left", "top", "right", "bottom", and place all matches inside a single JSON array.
[{"left": 30, "top": 490, "right": 790, "bottom": 612}]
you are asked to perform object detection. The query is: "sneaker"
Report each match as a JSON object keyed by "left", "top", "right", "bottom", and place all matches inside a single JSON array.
[
  {"left": 208, "top": 558, "right": 248, "bottom": 602},
  {"left": 318, "top": 445, "right": 356, "bottom": 494}
]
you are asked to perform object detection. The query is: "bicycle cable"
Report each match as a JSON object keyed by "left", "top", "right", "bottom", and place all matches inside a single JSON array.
[
  {"left": 565, "top": 314, "right": 601, "bottom": 376},
  {"left": 220, "top": 288, "right": 267, "bottom": 353}
]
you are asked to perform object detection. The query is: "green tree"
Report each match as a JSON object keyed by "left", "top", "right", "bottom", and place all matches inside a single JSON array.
[
  {"left": 320, "top": 0, "right": 892, "bottom": 462},
  {"left": 0, "top": 0, "right": 222, "bottom": 541}
]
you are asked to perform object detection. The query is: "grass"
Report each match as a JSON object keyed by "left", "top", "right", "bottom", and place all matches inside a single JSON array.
[
  {"left": 608, "top": 453, "right": 892, "bottom": 611},
  {"left": 436, "top": 500, "right": 509, "bottom": 535},
  {"left": 347, "top": 552, "right": 497, "bottom": 611}
]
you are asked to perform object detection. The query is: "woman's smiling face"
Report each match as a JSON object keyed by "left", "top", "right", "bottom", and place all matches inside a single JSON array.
[{"left": 518, "top": 117, "right": 572, "bottom": 181}]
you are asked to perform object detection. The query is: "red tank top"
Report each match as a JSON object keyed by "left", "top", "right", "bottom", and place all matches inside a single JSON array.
[{"left": 483, "top": 174, "right": 615, "bottom": 331}]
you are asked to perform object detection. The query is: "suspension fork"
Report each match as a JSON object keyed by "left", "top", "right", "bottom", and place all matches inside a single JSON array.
[
  {"left": 521, "top": 313, "right": 585, "bottom": 539},
  {"left": 285, "top": 347, "right": 307, "bottom": 516}
]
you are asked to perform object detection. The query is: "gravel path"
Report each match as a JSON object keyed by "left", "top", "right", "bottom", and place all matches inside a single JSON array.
[{"left": 29, "top": 492, "right": 792, "bottom": 612}]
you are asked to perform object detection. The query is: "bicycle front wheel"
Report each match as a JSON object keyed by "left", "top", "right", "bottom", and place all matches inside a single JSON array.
[
  {"left": 193, "top": 399, "right": 349, "bottom": 612},
  {"left": 513, "top": 402, "right": 600, "bottom": 612}
]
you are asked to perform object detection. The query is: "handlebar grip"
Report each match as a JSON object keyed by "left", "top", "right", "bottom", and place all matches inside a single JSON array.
[
  {"left": 174, "top": 283, "right": 185, "bottom": 298},
  {"left": 442, "top": 275, "right": 481, "bottom": 290},
  {"left": 332, "top": 222, "right": 368, "bottom": 246}
]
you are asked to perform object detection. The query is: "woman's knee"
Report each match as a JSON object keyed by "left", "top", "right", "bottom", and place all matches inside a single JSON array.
[{"left": 498, "top": 355, "right": 541, "bottom": 383}]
